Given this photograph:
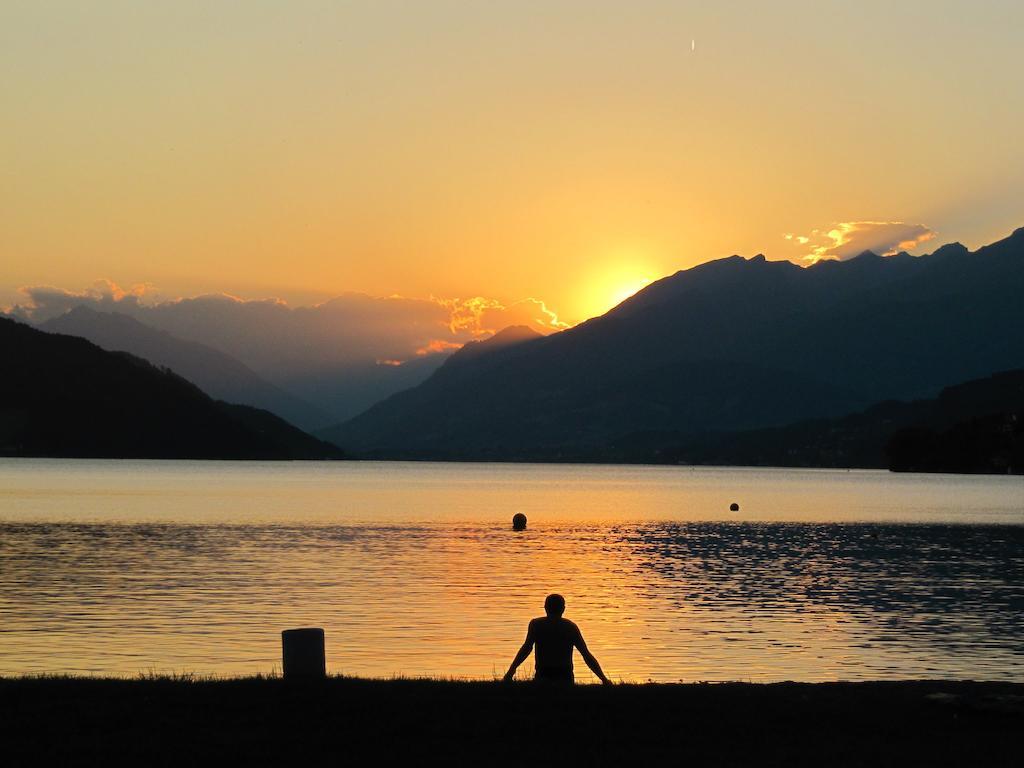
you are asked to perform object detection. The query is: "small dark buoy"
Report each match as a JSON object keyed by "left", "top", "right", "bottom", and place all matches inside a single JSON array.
[
  {"left": 729, "top": 502, "right": 740, "bottom": 512},
  {"left": 281, "top": 627, "right": 326, "bottom": 679},
  {"left": 512, "top": 512, "right": 527, "bottom": 531}
]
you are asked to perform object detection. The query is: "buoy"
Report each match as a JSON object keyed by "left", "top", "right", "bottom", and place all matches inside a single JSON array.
[
  {"left": 281, "top": 627, "right": 326, "bottom": 679},
  {"left": 729, "top": 502, "right": 740, "bottom": 512},
  {"left": 512, "top": 513, "right": 527, "bottom": 531}
]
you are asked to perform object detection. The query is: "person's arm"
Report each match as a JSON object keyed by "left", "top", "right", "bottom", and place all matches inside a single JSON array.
[
  {"left": 503, "top": 620, "right": 536, "bottom": 682},
  {"left": 574, "top": 626, "right": 611, "bottom": 685}
]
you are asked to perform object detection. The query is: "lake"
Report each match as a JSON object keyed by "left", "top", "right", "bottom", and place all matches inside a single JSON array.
[{"left": 1, "top": 459, "right": 1022, "bottom": 682}]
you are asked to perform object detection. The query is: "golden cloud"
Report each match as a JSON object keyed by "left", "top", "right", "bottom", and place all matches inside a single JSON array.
[
  {"left": 437, "top": 296, "right": 568, "bottom": 337},
  {"left": 785, "top": 221, "right": 937, "bottom": 264}
]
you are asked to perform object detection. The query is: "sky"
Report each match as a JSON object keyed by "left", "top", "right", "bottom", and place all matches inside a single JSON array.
[{"left": 3, "top": 0, "right": 1023, "bottom": 326}]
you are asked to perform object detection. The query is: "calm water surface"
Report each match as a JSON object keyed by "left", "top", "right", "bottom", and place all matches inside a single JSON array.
[{"left": 1, "top": 460, "right": 1022, "bottom": 682}]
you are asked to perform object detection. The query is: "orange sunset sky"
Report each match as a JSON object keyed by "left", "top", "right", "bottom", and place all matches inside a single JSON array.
[{"left": 3, "top": 1, "right": 1023, "bottom": 325}]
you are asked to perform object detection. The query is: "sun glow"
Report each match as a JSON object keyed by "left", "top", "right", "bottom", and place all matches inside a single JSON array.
[
  {"left": 608, "top": 277, "right": 652, "bottom": 308},
  {"left": 581, "top": 263, "right": 654, "bottom": 319}
]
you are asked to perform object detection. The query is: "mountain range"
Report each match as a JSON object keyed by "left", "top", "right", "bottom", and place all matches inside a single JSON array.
[
  {"left": 612, "top": 369, "right": 1024, "bottom": 472},
  {"left": 324, "top": 228, "right": 1024, "bottom": 460},
  {"left": 11, "top": 292, "right": 459, "bottom": 427},
  {"left": 40, "top": 307, "right": 332, "bottom": 432},
  {"left": 0, "top": 317, "right": 342, "bottom": 459}
]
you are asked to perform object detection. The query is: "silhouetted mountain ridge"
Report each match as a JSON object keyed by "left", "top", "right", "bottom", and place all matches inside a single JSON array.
[
  {"left": 449, "top": 325, "right": 542, "bottom": 361},
  {"left": 40, "top": 307, "right": 332, "bottom": 431},
  {"left": 324, "top": 227, "right": 1024, "bottom": 460},
  {"left": 0, "top": 317, "right": 342, "bottom": 459},
  {"left": 615, "top": 369, "right": 1024, "bottom": 473}
]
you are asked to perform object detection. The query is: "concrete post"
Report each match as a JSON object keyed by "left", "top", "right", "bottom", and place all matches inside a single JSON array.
[{"left": 282, "top": 627, "right": 326, "bottom": 679}]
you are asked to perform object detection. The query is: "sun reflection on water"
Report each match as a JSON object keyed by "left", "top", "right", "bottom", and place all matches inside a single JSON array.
[{"left": 1, "top": 460, "right": 1022, "bottom": 682}]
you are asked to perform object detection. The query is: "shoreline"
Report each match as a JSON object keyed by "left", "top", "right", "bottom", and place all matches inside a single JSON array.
[
  {"left": 4, "top": 454, "right": 1023, "bottom": 477},
  {"left": 4, "top": 676, "right": 1022, "bottom": 766}
]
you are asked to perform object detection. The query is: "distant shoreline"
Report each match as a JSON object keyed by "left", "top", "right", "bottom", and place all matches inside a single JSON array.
[
  {"left": 4, "top": 676, "right": 1022, "bottom": 765},
  {"left": 3, "top": 453, "right": 1021, "bottom": 477}
]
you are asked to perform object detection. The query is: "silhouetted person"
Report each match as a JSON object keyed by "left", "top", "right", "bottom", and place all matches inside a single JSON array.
[{"left": 503, "top": 594, "right": 611, "bottom": 684}]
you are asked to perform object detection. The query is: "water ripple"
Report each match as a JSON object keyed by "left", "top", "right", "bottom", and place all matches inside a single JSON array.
[{"left": 2, "top": 520, "right": 1023, "bottom": 682}]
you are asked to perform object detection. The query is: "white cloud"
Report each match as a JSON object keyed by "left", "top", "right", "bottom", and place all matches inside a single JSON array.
[{"left": 784, "top": 221, "right": 937, "bottom": 264}]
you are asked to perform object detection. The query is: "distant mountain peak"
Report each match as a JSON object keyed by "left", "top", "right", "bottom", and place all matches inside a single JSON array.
[
  {"left": 930, "top": 241, "right": 969, "bottom": 260},
  {"left": 487, "top": 324, "right": 544, "bottom": 344},
  {"left": 64, "top": 304, "right": 98, "bottom": 318},
  {"left": 58, "top": 305, "right": 159, "bottom": 332},
  {"left": 448, "top": 325, "right": 542, "bottom": 364}
]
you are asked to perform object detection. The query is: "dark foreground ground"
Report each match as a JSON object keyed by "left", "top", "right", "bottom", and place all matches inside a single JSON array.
[{"left": 2, "top": 677, "right": 1023, "bottom": 766}]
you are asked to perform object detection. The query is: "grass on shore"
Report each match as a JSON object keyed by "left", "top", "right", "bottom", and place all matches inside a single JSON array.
[{"left": 2, "top": 675, "right": 1023, "bottom": 766}]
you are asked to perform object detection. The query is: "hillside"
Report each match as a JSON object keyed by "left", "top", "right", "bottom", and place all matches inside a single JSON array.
[
  {"left": 0, "top": 317, "right": 342, "bottom": 459},
  {"left": 40, "top": 307, "right": 332, "bottom": 431},
  {"left": 323, "top": 228, "right": 1024, "bottom": 460},
  {"left": 614, "top": 369, "right": 1024, "bottom": 473}
]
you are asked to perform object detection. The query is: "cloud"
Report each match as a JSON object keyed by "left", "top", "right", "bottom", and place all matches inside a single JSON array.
[
  {"left": 413, "top": 339, "right": 465, "bottom": 357},
  {"left": 9, "top": 279, "right": 155, "bottom": 320},
  {"left": 408, "top": 297, "right": 566, "bottom": 356},
  {"left": 441, "top": 296, "right": 569, "bottom": 337},
  {"left": 8, "top": 281, "right": 568, "bottom": 374},
  {"left": 785, "top": 221, "right": 937, "bottom": 264}
]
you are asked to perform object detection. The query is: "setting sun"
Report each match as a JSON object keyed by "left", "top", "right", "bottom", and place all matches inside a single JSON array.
[
  {"left": 608, "top": 276, "right": 653, "bottom": 309},
  {"left": 581, "top": 264, "right": 654, "bottom": 318}
]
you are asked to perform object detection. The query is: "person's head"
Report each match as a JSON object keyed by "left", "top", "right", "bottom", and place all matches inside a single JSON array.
[{"left": 544, "top": 593, "right": 566, "bottom": 617}]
